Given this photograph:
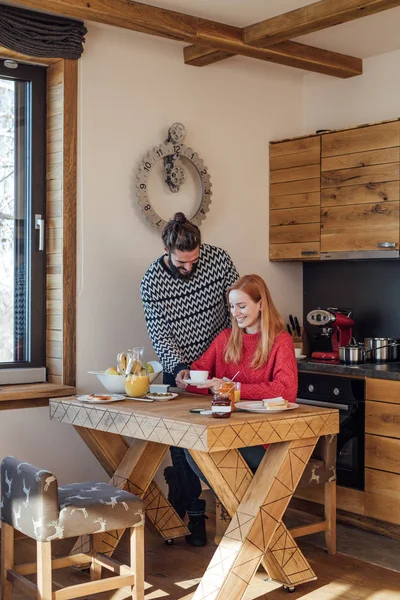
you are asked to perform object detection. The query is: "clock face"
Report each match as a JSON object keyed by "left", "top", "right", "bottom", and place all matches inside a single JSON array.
[{"left": 136, "top": 141, "right": 212, "bottom": 229}]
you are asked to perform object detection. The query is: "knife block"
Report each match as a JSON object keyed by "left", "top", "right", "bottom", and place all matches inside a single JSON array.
[{"left": 292, "top": 327, "right": 307, "bottom": 355}]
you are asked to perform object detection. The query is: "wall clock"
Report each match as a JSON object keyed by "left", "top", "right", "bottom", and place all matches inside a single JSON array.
[{"left": 136, "top": 123, "right": 212, "bottom": 230}]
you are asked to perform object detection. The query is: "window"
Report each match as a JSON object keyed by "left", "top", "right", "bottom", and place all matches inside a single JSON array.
[{"left": 0, "top": 60, "right": 46, "bottom": 376}]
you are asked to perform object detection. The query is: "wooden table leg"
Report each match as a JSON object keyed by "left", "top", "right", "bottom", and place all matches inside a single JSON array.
[
  {"left": 190, "top": 437, "right": 318, "bottom": 600},
  {"left": 73, "top": 428, "right": 189, "bottom": 555},
  {"left": 191, "top": 444, "right": 316, "bottom": 587}
]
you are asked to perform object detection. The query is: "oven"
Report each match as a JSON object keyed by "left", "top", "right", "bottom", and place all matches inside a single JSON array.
[{"left": 297, "top": 372, "right": 365, "bottom": 490}]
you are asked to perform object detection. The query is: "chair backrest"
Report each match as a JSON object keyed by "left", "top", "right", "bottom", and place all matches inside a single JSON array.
[{"left": 1, "top": 456, "right": 59, "bottom": 541}]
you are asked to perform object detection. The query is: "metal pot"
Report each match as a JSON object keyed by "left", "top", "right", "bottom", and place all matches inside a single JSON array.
[
  {"left": 338, "top": 339, "right": 366, "bottom": 364},
  {"left": 339, "top": 338, "right": 400, "bottom": 364},
  {"left": 364, "top": 338, "right": 398, "bottom": 362}
]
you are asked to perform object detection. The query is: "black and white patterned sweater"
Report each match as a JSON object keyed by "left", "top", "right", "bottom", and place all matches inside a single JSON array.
[{"left": 140, "top": 244, "right": 239, "bottom": 377}]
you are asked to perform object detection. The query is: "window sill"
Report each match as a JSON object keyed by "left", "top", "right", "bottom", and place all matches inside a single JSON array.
[{"left": 0, "top": 382, "right": 75, "bottom": 410}]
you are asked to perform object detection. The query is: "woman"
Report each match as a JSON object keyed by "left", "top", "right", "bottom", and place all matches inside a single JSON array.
[{"left": 181, "top": 273, "right": 298, "bottom": 473}]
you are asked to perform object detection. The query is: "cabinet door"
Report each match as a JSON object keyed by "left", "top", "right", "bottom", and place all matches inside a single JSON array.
[
  {"left": 321, "top": 122, "right": 400, "bottom": 253},
  {"left": 270, "top": 136, "right": 321, "bottom": 261}
]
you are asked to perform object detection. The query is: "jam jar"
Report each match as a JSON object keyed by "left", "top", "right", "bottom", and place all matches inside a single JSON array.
[{"left": 212, "top": 387, "right": 232, "bottom": 419}]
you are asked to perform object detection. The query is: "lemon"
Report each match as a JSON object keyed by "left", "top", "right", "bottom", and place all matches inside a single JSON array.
[
  {"left": 146, "top": 363, "right": 154, "bottom": 374},
  {"left": 105, "top": 367, "right": 119, "bottom": 376}
]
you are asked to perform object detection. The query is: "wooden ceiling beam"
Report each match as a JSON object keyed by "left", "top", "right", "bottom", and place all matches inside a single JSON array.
[
  {"left": 184, "top": 39, "right": 362, "bottom": 78},
  {"left": 244, "top": 0, "right": 400, "bottom": 47},
  {"left": 184, "top": 0, "right": 400, "bottom": 72},
  {"left": 9, "top": 0, "right": 361, "bottom": 77}
]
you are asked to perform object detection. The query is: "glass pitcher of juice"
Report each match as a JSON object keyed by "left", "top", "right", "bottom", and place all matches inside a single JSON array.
[{"left": 124, "top": 346, "right": 150, "bottom": 397}]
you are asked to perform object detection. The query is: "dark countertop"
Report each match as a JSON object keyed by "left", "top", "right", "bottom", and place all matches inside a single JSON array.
[{"left": 297, "top": 358, "right": 400, "bottom": 381}]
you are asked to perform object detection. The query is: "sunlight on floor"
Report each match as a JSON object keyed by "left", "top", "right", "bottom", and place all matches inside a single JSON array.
[{"left": 175, "top": 577, "right": 202, "bottom": 589}]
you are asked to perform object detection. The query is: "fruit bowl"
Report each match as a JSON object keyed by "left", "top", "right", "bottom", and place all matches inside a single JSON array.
[
  {"left": 88, "top": 361, "right": 162, "bottom": 394},
  {"left": 88, "top": 371, "right": 126, "bottom": 394}
]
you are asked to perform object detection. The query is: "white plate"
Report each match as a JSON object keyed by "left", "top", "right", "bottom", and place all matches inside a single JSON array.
[
  {"left": 145, "top": 392, "right": 178, "bottom": 402},
  {"left": 77, "top": 394, "right": 125, "bottom": 404},
  {"left": 184, "top": 379, "right": 213, "bottom": 386},
  {"left": 296, "top": 355, "right": 307, "bottom": 360},
  {"left": 236, "top": 402, "right": 299, "bottom": 414}
]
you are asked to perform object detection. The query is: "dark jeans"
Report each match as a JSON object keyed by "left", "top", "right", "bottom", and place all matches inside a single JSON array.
[
  {"left": 184, "top": 445, "right": 266, "bottom": 490},
  {"left": 164, "top": 371, "right": 205, "bottom": 517}
]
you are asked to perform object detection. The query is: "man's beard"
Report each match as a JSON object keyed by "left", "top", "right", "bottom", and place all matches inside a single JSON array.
[{"left": 167, "top": 253, "right": 198, "bottom": 280}]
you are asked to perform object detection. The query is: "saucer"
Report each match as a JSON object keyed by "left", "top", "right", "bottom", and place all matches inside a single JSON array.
[
  {"left": 296, "top": 355, "right": 307, "bottom": 360},
  {"left": 184, "top": 379, "right": 213, "bottom": 386}
]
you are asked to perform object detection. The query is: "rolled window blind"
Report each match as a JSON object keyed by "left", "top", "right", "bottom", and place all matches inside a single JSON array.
[{"left": 0, "top": 3, "right": 87, "bottom": 60}]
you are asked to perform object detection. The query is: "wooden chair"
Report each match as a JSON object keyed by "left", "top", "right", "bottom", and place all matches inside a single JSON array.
[
  {"left": 288, "top": 434, "right": 337, "bottom": 555},
  {"left": 0, "top": 456, "right": 145, "bottom": 600},
  {"left": 214, "top": 435, "right": 337, "bottom": 554}
]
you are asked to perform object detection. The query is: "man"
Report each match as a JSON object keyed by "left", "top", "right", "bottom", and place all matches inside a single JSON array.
[{"left": 140, "top": 212, "right": 239, "bottom": 545}]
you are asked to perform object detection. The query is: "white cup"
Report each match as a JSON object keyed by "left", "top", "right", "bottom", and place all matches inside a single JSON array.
[
  {"left": 294, "top": 348, "right": 302, "bottom": 358},
  {"left": 190, "top": 370, "right": 209, "bottom": 382}
]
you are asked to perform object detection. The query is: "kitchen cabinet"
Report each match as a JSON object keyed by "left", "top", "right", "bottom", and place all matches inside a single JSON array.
[
  {"left": 269, "top": 135, "right": 321, "bottom": 261},
  {"left": 365, "top": 378, "right": 400, "bottom": 526},
  {"left": 321, "top": 122, "right": 400, "bottom": 253},
  {"left": 270, "top": 119, "right": 400, "bottom": 261},
  {"left": 294, "top": 376, "right": 400, "bottom": 533}
]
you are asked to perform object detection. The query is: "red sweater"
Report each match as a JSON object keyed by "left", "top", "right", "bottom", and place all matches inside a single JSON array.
[{"left": 188, "top": 329, "right": 298, "bottom": 402}]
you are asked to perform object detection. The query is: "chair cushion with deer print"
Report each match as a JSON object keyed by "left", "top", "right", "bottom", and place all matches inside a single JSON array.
[
  {"left": 56, "top": 481, "right": 144, "bottom": 538},
  {"left": 297, "top": 434, "right": 337, "bottom": 487},
  {"left": 0, "top": 457, "right": 144, "bottom": 542}
]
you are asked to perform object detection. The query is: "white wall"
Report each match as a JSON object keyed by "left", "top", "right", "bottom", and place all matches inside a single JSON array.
[
  {"left": 303, "top": 48, "right": 400, "bottom": 132},
  {"left": 0, "top": 22, "right": 305, "bottom": 485},
  {"left": 77, "top": 23, "right": 305, "bottom": 391}
]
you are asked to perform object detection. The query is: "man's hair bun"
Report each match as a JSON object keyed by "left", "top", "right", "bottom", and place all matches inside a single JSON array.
[{"left": 173, "top": 212, "right": 186, "bottom": 224}]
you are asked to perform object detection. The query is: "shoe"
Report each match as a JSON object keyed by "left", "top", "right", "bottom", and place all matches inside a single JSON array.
[
  {"left": 185, "top": 513, "right": 208, "bottom": 547},
  {"left": 185, "top": 499, "right": 208, "bottom": 546},
  {"left": 164, "top": 466, "right": 186, "bottom": 519}
]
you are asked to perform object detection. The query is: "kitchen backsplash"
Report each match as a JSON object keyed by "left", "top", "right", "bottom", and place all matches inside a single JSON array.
[{"left": 303, "top": 260, "right": 400, "bottom": 340}]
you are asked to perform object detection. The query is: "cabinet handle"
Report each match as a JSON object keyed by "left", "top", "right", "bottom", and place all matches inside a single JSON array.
[
  {"left": 301, "top": 250, "right": 318, "bottom": 256},
  {"left": 377, "top": 242, "right": 396, "bottom": 248}
]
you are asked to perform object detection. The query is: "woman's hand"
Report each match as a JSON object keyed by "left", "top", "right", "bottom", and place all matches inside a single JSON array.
[
  {"left": 176, "top": 369, "right": 190, "bottom": 388},
  {"left": 196, "top": 377, "right": 224, "bottom": 391}
]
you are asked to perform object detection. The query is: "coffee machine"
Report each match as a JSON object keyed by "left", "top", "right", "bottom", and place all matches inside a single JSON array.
[{"left": 306, "top": 308, "right": 355, "bottom": 361}]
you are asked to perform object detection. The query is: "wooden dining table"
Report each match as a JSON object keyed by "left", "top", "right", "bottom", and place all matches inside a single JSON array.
[{"left": 50, "top": 393, "right": 339, "bottom": 600}]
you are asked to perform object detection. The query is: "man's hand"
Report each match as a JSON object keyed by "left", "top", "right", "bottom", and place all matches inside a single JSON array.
[{"left": 176, "top": 369, "right": 190, "bottom": 388}]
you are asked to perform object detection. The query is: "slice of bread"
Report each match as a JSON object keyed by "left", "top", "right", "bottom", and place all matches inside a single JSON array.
[{"left": 262, "top": 398, "right": 288, "bottom": 410}]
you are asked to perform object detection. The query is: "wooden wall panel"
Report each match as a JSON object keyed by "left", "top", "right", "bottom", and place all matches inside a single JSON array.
[
  {"left": 321, "top": 122, "right": 400, "bottom": 157},
  {"left": 46, "top": 60, "right": 64, "bottom": 383},
  {"left": 45, "top": 59, "right": 77, "bottom": 386},
  {"left": 366, "top": 401, "right": 400, "bottom": 438},
  {"left": 321, "top": 147, "right": 399, "bottom": 172},
  {"left": 62, "top": 60, "right": 78, "bottom": 387},
  {"left": 366, "top": 378, "right": 400, "bottom": 405},
  {"left": 365, "top": 468, "right": 400, "bottom": 525},
  {"left": 270, "top": 136, "right": 319, "bottom": 158},
  {"left": 365, "top": 434, "right": 400, "bottom": 475},
  {"left": 270, "top": 191, "right": 320, "bottom": 210},
  {"left": 321, "top": 181, "right": 399, "bottom": 207}
]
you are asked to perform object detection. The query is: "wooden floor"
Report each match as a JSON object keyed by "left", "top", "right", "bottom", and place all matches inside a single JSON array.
[{"left": 9, "top": 515, "right": 400, "bottom": 600}]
